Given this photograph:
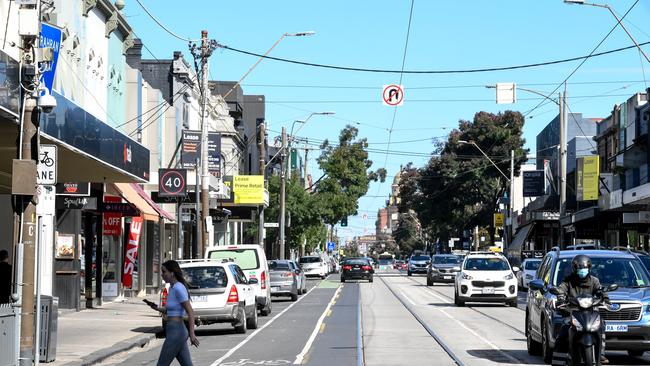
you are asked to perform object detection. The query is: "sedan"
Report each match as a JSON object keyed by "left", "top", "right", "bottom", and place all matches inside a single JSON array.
[
  {"left": 341, "top": 258, "right": 374, "bottom": 283},
  {"left": 268, "top": 260, "right": 299, "bottom": 301}
]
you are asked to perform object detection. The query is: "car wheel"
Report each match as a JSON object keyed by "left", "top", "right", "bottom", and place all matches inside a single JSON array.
[
  {"left": 321, "top": 275, "right": 326, "bottom": 280},
  {"left": 526, "top": 312, "right": 542, "bottom": 356},
  {"left": 628, "top": 350, "right": 645, "bottom": 357},
  {"left": 246, "top": 306, "right": 258, "bottom": 329},
  {"left": 260, "top": 301, "right": 272, "bottom": 316},
  {"left": 341, "top": 277, "right": 345, "bottom": 283},
  {"left": 454, "top": 290, "right": 464, "bottom": 307},
  {"left": 407, "top": 271, "right": 412, "bottom": 277},
  {"left": 234, "top": 308, "right": 247, "bottom": 334},
  {"left": 290, "top": 293, "right": 298, "bottom": 301},
  {"left": 541, "top": 319, "right": 553, "bottom": 364},
  {"left": 426, "top": 277, "right": 433, "bottom": 286},
  {"left": 368, "top": 276, "right": 373, "bottom": 283},
  {"left": 508, "top": 299, "right": 518, "bottom": 307}
]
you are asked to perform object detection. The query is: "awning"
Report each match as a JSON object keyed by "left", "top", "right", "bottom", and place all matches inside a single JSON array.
[
  {"left": 113, "top": 183, "right": 160, "bottom": 222},
  {"left": 508, "top": 223, "right": 535, "bottom": 253},
  {"left": 131, "top": 183, "right": 175, "bottom": 222}
]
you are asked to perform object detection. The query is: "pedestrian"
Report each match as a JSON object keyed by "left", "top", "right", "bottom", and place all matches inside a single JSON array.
[
  {"left": 0, "top": 250, "right": 11, "bottom": 304},
  {"left": 144, "top": 260, "right": 199, "bottom": 366}
]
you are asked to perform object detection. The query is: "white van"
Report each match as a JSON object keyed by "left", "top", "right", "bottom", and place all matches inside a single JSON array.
[{"left": 205, "top": 245, "right": 272, "bottom": 316}]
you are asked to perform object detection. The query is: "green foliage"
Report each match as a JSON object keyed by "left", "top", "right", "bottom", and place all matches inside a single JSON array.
[
  {"left": 393, "top": 212, "right": 424, "bottom": 255},
  {"left": 399, "top": 111, "right": 529, "bottom": 241},
  {"left": 316, "top": 126, "right": 386, "bottom": 226}
]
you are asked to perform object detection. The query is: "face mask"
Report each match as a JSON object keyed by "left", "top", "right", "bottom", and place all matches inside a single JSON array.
[{"left": 577, "top": 268, "right": 589, "bottom": 279}]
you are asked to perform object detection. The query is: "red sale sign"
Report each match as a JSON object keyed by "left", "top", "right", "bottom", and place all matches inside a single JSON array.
[
  {"left": 122, "top": 216, "right": 143, "bottom": 288},
  {"left": 103, "top": 196, "right": 122, "bottom": 236}
]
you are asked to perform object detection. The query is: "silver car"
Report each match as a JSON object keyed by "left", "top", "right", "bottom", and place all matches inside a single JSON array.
[
  {"left": 269, "top": 260, "right": 300, "bottom": 301},
  {"left": 289, "top": 260, "right": 307, "bottom": 294}
]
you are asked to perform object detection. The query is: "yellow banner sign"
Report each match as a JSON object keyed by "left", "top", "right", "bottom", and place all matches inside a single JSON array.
[
  {"left": 577, "top": 156, "right": 599, "bottom": 201},
  {"left": 494, "top": 213, "right": 504, "bottom": 227},
  {"left": 233, "top": 175, "right": 265, "bottom": 204}
]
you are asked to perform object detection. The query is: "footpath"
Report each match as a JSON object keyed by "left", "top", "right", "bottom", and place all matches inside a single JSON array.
[{"left": 50, "top": 294, "right": 162, "bottom": 366}]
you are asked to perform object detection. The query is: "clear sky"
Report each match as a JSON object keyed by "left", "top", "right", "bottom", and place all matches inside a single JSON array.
[{"left": 125, "top": 0, "right": 650, "bottom": 241}]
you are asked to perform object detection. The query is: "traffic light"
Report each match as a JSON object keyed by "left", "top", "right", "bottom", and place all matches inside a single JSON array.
[{"left": 341, "top": 217, "right": 348, "bottom": 227}]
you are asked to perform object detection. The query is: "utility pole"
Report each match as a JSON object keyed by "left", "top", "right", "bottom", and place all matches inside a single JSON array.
[
  {"left": 474, "top": 225, "right": 479, "bottom": 251},
  {"left": 559, "top": 91, "right": 567, "bottom": 218},
  {"left": 279, "top": 127, "right": 287, "bottom": 259},
  {"left": 199, "top": 30, "right": 210, "bottom": 256},
  {"left": 508, "top": 149, "right": 514, "bottom": 250},
  {"left": 15, "top": 2, "right": 40, "bottom": 364},
  {"left": 303, "top": 148, "right": 309, "bottom": 189},
  {"left": 258, "top": 120, "right": 266, "bottom": 246}
]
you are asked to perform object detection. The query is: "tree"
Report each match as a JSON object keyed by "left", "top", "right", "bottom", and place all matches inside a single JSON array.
[
  {"left": 393, "top": 212, "right": 424, "bottom": 256},
  {"left": 399, "top": 111, "right": 528, "bottom": 243},
  {"left": 315, "top": 126, "right": 386, "bottom": 231}
]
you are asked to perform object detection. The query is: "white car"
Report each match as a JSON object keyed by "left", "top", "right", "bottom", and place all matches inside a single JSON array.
[
  {"left": 160, "top": 260, "right": 257, "bottom": 333},
  {"left": 454, "top": 252, "right": 519, "bottom": 307},
  {"left": 516, "top": 258, "right": 541, "bottom": 290},
  {"left": 206, "top": 244, "right": 273, "bottom": 316},
  {"left": 299, "top": 256, "right": 328, "bottom": 279}
]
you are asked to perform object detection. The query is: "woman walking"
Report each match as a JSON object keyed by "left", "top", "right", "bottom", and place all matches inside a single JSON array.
[{"left": 145, "top": 260, "right": 199, "bottom": 366}]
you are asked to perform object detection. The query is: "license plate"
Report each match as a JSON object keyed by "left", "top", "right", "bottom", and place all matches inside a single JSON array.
[
  {"left": 444, "top": 276, "right": 452, "bottom": 280},
  {"left": 271, "top": 286, "right": 280, "bottom": 292},
  {"left": 191, "top": 295, "right": 207, "bottom": 302},
  {"left": 605, "top": 324, "right": 628, "bottom": 332},
  {"left": 482, "top": 288, "right": 495, "bottom": 294}
]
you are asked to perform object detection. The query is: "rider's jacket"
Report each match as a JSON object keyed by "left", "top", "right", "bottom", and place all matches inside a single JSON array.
[{"left": 556, "top": 273, "right": 608, "bottom": 304}]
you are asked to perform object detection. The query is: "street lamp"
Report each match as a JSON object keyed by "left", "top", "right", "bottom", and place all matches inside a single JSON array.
[{"left": 563, "top": 0, "right": 650, "bottom": 64}]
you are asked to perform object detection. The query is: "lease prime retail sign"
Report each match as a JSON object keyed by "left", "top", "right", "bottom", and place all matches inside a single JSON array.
[{"left": 233, "top": 175, "right": 264, "bottom": 204}]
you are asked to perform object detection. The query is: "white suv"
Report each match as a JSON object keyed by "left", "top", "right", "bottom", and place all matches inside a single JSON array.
[
  {"left": 454, "top": 252, "right": 519, "bottom": 307},
  {"left": 160, "top": 260, "right": 257, "bottom": 333},
  {"left": 299, "top": 256, "right": 328, "bottom": 279},
  {"left": 206, "top": 245, "right": 273, "bottom": 316}
]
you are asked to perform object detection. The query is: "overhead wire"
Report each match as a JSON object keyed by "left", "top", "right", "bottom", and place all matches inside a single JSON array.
[{"left": 134, "top": 0, "right": 199, "bottom": 42}]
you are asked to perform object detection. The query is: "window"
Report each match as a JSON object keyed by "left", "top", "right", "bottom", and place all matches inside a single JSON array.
[
  {"left": 464, "top": 258, "right": 510, "bottom": 271},
  {"left": 524, "top": 260, "right": 541, "bottom": 271},
  {"left": 209, "top": 249, "right": 260, "bottom": 270},
  {"left": 229, "top": 265, "right": 246, "bottom": 284},
  {"left": 551, "top": 257, "right": 650, "bottom": 288},
  {"left": 300, "top": 257, "right": 322, "bottom": 264},
  {"left": 183, "top": 266, "right": 228, "bottom": 289},
  {"left": 269, "top": 261, "right": 291, "bottom": 270},
  {"left": 433, "top": 256, "right": 461, "bottom": 265}
]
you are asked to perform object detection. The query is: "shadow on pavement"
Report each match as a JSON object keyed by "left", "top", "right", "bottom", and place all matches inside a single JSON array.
[
  {"left": 427, "top": 302, "right": 452, "bottom": 307},
  {"left": 466, "top": 349, "right": 545, "bottom": 364},
  {"left": 130, "top": 326, "right": 160, "bottom": 334},
  {"left": 604, "top": 351, "right": 650, "bottom": 365}
]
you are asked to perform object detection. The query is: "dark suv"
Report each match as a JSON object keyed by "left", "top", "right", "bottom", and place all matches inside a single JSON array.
[{"left": 525, "top": 249, "right": 650, "bottom": 363}]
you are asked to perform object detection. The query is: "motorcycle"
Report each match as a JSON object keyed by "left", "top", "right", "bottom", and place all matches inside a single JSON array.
[{"left": 549, "top": 284, "right": 618, "bottom": 366}]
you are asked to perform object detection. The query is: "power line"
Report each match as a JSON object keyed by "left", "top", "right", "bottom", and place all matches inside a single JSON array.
[
  {"left": 219, "top": 39, "right": 650, "bottom": 75},
  {"left": 134, "top": 0, "right": 199, "bottom": 42}
]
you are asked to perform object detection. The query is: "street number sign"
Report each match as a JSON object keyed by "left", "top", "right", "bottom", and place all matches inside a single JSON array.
[{"left": 158, "top": 169, "right": 187, "bottom": 197}]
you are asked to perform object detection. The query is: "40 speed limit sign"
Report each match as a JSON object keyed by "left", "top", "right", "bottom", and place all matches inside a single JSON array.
[{"left": 158, "top": 169, "right": 187, "bottom": 197}]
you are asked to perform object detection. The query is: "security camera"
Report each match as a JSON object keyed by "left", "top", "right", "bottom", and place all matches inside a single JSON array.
[{"left": 38, "top": 91, "right": 57, "bottom": 113}]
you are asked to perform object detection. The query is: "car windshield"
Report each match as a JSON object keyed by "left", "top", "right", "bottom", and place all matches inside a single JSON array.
[
  {"left": 464, "top": 258, "right": 510, "bottom": 271},
  {"left": 525, "top": 260, "right": 541, "bottom": 270},
  {"left": 552, "top": 257, "right": 650, "bottom": 288},
  {"left": 299, "top": 257, "right": 322, "bottom": 264},
  {"left": 208, "top": 249, "right": 260, "bottom": 271},
  {"left": 433, "top": 256, "right": 461, "bottom": 265},
  {"left": 183, "top": 266, "right": 227, "bottom": 289},
  {"left": 268, "top": 261, "right": 291, "bottom": 271},
  {"left": 639, "top": 256, "right": 650, "bottom": 271},
  {"left": 378, "top": 259, "right": 393, "bottom": 265},
  {"left": 411, "top": 255, "right": 430, "bottom": 261},
  {"left": 344, "top": 259, "right": 369, "bottom": 266}
]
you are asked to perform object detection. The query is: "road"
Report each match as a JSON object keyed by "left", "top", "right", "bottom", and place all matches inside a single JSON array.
[{"left": 98, "top": 269, "right": 650, "bottom": 365}]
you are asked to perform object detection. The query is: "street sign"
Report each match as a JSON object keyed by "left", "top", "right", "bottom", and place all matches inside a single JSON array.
[
  {"left": 264, "top": 222, "right": 279, "bottom": 228},
  {"left": 382, "top": 84, "right": 404, "bottom": 106},
  {"left": 39, "top": 23, "right": 62, "bottom": 94},
  {"left": 523, "top": 170, "right": 546, "bottom": 197},
  {"left": 37, "top": 144, "right": 57, "bottom": 185},
  {"left": 158, "top": 169, "right": 187, "bottom": 197},
  {"left": 494, "top": 213, "right": 504, "bottom": 227},
  {"left": 327, "top": 242, "right": 336, "bottom": 251},
  {"left": 495, "top": 82, "right": 517, "bottom": 104}
]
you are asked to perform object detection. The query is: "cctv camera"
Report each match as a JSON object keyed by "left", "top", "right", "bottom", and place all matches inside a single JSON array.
[{"left": 38, "top": 92, "right": 57, "bottom": 113}]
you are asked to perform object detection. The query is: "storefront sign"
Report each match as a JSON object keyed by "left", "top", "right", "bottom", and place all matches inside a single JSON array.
[
  {"left": 55, "top": 196, "right": 97, "bottom": 210},
  {"left": 233, "top": 175, "right": 264, "bottom": 204},
  {"left": 151, "top": 191, "right": 197, "bottom": 204},
  {"left": 577, "top": 156, "right": 600, "bottom": 201},
  {"left": 103, "top": 196, "right": 122, "bottom": 236},
  {"left": 523, "top": 170, "right": 546, "bottom": 197},
  {"left": 100, "top": 202, "right": 139, "bottom": 216},
  {"left": 122, "top": 216, "right": 143, "bottom": 288},
  {"left": 55, "top": 233, "right": 75, "bottom": 259},
  {"left": 180, "top": 130, "right": 222, "bottom": 176},
  {"left": 56, "top": 182, "right": 90, "bottom": 196}
]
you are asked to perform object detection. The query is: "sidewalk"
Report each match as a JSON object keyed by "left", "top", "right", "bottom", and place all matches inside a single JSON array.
[{"left": 50, "top": 294, "right": 163, "bottom": 366}]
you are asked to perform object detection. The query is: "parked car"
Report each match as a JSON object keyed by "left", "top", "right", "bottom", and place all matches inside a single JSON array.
[
  {"left": 205, "top": 244, "right": 272, "bottom": 316},
  {"left": 393, "top": 260, "right": 405, "bottom": 269},
  {"left": 160, "top": 259, "right": 258, "bottom": 334},
  {"left": 268, "top": 260, "right": 300, "bottom": 301},
  {"left": 341, "top": 258, "right": 374, "bottom": 283},
  {"left": 526, "top": 249, "right": 650, "bottom": 363},
  {"left": 330, "top": 258, "right": 339, "bottom": 274},
  {"left": 299, "top": 255, "right": 328, "bottom": 279},
  {"left": 454, "top": 251, "right": 519, "bottom": 307},
  {"left": 407, "top": 254, "right": 431, "bottom": 276},
  {"left": 427, "top": 254, "right": 462, "bottom": 286},
  {"left": 517, "top": 258, "right": 541, "bottom": 290}
]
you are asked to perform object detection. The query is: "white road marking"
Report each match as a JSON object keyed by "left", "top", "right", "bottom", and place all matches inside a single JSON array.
[
  {"left": 400, "top": 290, "right": 416, "bottom": 306},
  {"left": 209, "top": 285, "right": 319, "bottom": 366},
  {"left": 293, "top": 285, "right": 342, "bottom": 364}
]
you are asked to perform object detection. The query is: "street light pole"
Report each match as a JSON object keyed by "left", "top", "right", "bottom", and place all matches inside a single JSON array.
[{"left": 279, "top": 127, "right": 287, "bottom": 259}]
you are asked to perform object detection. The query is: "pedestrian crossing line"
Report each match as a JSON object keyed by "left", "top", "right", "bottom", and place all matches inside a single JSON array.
[{"left": 294, "top": 285, "right": 342, "bottom": 364}]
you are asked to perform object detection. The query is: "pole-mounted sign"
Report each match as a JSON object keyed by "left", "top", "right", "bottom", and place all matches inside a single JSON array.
[{"left": 158, "top": 168, "right": 187, "bottom": 197}]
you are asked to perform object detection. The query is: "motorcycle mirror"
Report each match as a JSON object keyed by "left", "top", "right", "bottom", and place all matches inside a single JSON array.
[
  {"left": 605, "top": 284, "right": 618, "bottom": 292},
  {"left": 548, "top": 287, "right": 561, "bottom": 296}
]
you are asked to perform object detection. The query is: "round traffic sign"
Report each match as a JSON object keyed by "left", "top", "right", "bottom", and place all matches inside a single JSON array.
[
  {"left": 382, "top": 84, "right": 404, "bottom": 106},
  {"left": 159, "top": 170, "right": 186, "bottom": 196}
]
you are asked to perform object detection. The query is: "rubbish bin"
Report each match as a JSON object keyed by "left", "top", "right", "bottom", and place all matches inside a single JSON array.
[{"left": 38, "top": 295, "right": 58, "bottom": 362}]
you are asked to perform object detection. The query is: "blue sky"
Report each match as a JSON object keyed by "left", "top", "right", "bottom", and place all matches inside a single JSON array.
[{"left": 126, "top": 0, "right": 650, "bottom": 240}]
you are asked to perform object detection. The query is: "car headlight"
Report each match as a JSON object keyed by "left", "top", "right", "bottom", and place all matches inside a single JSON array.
[
  {"left": 571, "top": 315, "right": 584, "bottom": 332},
  {"left": 504, "top": 273, "right": 514, "bottom": 280},
  {"left": 453, "top": 266, "right": 460, "bottom": 271},
  {"left": 460, "top": 272, "right": 473, "bottom": 280}
]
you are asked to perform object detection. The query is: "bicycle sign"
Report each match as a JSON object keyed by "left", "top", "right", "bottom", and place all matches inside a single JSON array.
[{"left": 37, "top": 145, "right": 57, "bottom": 185}]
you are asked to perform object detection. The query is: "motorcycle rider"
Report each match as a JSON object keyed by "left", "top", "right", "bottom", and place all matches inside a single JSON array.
[{"left": 551, "top": 254, "right": 609, "bottom": 365}]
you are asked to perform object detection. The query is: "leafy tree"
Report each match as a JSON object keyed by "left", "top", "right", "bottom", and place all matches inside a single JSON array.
[
  {"left": 393, "top": 212, "right": 424, "bottom": 255},
  {"left": 316, "top": 126, "right": 386, "bottom": 231}
]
